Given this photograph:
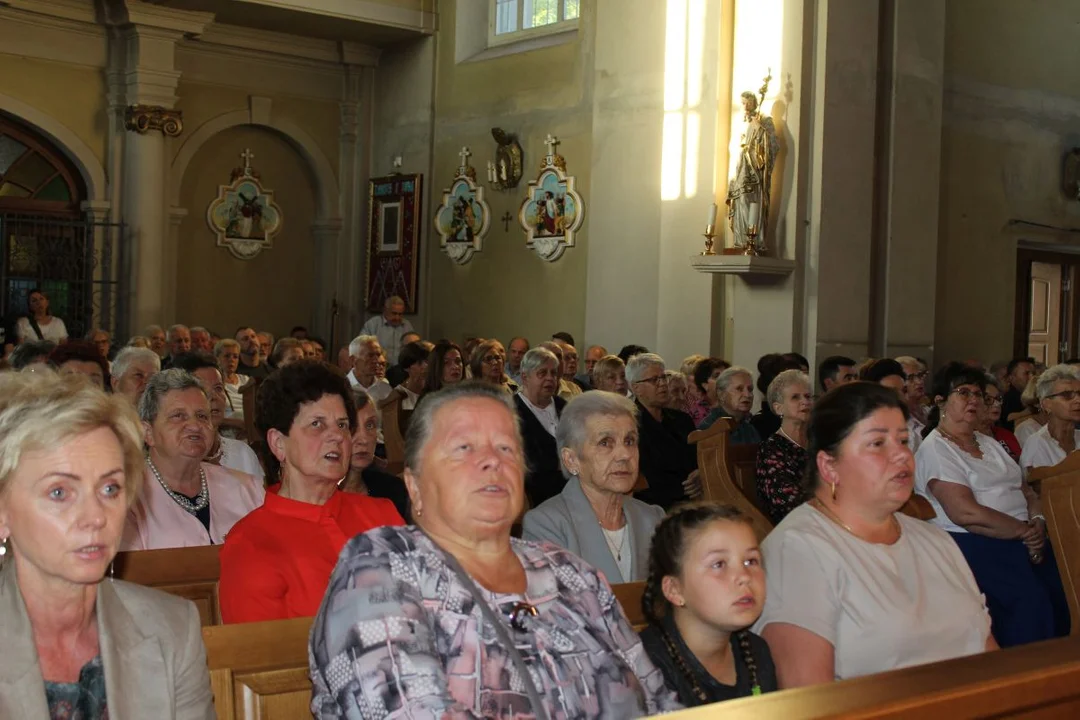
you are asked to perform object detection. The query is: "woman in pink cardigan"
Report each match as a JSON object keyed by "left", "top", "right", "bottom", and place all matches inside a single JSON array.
[{"left": 121, "top": 369, "right": 264, "bottom": 550}]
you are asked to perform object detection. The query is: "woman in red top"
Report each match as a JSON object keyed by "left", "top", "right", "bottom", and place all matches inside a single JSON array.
[
  {"left": 979, "top": 374, "right": 1022, "bottom": 462},
  {"left": 219, "top": 361, "right": 403, "bottom": 623}
]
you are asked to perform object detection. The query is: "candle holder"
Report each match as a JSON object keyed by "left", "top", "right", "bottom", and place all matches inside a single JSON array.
[
  {"left": 744, "top": 225, "right": 762, "bottom": 256},
  {"left": 701, "top": 225, "right": 718, "bottom": 255}
]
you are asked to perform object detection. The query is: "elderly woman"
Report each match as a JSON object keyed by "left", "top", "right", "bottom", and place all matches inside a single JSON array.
[
  {"left": 219, "top": 361, "right": 403, "bottom": 623},
  {"left": 1012, "top": 375, "right": 1047, "bottom": 447},
  {"left": 469, "top": 339, "right": 518, "bottom": 394},
  {"left": 1019, "top": 364, "right": 1080, "bottom": 470},
  {"left": 120, "top": 369, "right": 265, "bottom": 550},
  {"left": 0, "top": 370, "right": 213, "bottom": 716},
  {"left": 523, "top": 391, "right": 664, "bottom": 583},
  {"left": 49, "top": 340, "right": 109, "bottom": 391},
  {"left": 214, "top": 338, "right": 249, "bottom": 421},
  {"left": 514, "top": 348, "right": 568, "bottom": 507},
  {"left": 126, "top": 335, "right": 151, "bottom": 349},
  {"left": 591, "top": 354, "right": 629, "bottom": 395},
  {"left": 978, "top": 374, "right": 1021, "bottom": 462},
  {"left": 916, "top": 362, "right": 1069, "bottom": 647},
  {"left": 110, "top": 346, "right": 161, "bottom": 407},
  {"left": 664, "top": 370, "right": 689, "bottom": 411},
  {"left": 172, "top": 352, "right": 264, "bottom": 481},
  {"left": 755, "top": 369, "right": 813, "bottom": 524},
  {"left": 16, "top": 287, "right": 68, "bottom": 344},
  {"left": 269, "top": 337, "right": 305, "bottom": 369},
  {"left": 423, "top": 340, "right": 464, "bottom": 395},
  {"left": 699, "top": 366, "right": 762, "bottom": 444},
  {"left": 628, "top": 353, "right": 701, "bottom": 510},
  {"left": 686, "top": 357, "right": 729, "bottom": 426},
  {"left": 757, "top": 381, "right": 995, "bottom": 688},
  {"left": 308, "top": 382, "right": 681, "bottom": 717},
  {"left": 341, "top": 388, "right": 411, "bottom": 520}
]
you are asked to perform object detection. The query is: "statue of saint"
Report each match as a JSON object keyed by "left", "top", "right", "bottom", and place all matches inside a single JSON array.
[{"left": 726, "top": 89, "right": 779, "bottom": 253}]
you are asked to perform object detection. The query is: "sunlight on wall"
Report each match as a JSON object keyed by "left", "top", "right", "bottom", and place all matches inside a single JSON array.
[
  {"left": 660, "top": 0, "right": 707, "bottom": 201},
  {"left": 728, "top": 0, "right": 784, "bottom": 180}
]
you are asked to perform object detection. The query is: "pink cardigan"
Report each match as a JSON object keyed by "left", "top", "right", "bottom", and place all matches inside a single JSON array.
[{"left": 121, "top": 462, "right": 265, "bottom": 550}]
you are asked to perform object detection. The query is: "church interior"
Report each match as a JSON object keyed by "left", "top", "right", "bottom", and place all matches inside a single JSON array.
[{"left": 3, "top": 0, "right": 1080, "bottom": 718}]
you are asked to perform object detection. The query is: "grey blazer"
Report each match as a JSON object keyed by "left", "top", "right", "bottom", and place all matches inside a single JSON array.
[
  {"left": 0, "top": 560, "right": 215, "bottom": 719},
  {"left": 522, "top": 477, "right": 665, "bottom": 583}
]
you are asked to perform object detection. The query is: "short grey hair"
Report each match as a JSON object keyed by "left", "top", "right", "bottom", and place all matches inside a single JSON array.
[
  {"left": 348, "top": 334, "right": 379, "bottom": 358},
  {"left": 767, "top": 369, "right": 811, "bottom": 410},
  {"left": 626, "top": 353, "right": 665, "bottom": 385},
  {"left": 84, "top": 327, "right": 110, "bottom": 341},
  {"left": 191, "top": 326, "right": 209, "bottom": 335},
  {"left": 213, "top": 338, "right": 240, "bottom": 356},
  {"left": 166, "top": 324, "right": 189, "bottom": 341},
  {"left": 520, "top": 348, "right": 558, "bottom": 378},
  {"left": 1036, "top": 364, "right": 1080, "bottom": 401},
  {"left": 715, "top": 366, "right": 752, "bottom": 395},
  {"left": 144, "top": 324, "right": 164, "bottom": 336},
  {"left": 556, "top": 391, "right": 638, "bottom": 479},
  {"left": 111, "top": 347, "right": 161, "bottom": 381},
  {"left": 403, "top": 381, "right": 521, "bottom": 475},
  {"left": 137, "top": 368, "right": 207, "bottom": 423},
  {"left": 385, "top": 295, "right": 405, "bottom": 309},
  {"left": 894, "top": 355, "right": 920, "bottom": 368},
  {"left": 591, "top": 355, "right": 624, "bottom": 385}
]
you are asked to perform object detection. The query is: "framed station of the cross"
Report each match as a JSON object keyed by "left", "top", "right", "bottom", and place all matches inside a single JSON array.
[{"left": 365, "top": 173, "right": 423, "bottom": 314}]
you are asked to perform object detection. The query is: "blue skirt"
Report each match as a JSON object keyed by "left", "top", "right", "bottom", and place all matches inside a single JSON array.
[{"left": 949, "top": 531, "right": 1070, "bottom": 648}]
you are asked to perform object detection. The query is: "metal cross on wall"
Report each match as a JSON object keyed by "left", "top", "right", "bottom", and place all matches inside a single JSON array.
[
  {"left": 458, "top": 146, "right": 471, "bottom": 168},
  {"left": 543, "top": 134, "right": 559, "bottom": 158},
  {"left": 240, "top": 148, "right": 255, "bottom": 171},
  {"left": 501, "top": 211, "right": 513, "bottom": 232}
]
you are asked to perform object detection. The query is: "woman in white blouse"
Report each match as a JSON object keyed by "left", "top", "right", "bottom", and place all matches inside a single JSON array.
[
  {"left": 757, "top": 381, "right": 994, "bottom": 688},
  {"left": 916, "top": 362, "right": 1070, "bottom": 648},
  {"left": 15, "top": 288, "right": 67, "bottom": 344},
  {"left": 1019, "top": 364, "right": 1080, "bottom": 471}
]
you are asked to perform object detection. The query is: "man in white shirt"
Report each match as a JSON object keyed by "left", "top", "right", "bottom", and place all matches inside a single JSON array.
[
  {"left": 347, "top": 334, "right": 393, "bottom": 404},
  {"left": 361, "top": 295, "right": 414, "bottom": 367}
]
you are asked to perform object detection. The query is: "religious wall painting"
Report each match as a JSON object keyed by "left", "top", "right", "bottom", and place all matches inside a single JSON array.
[
  {"left": 434, "top": 146, "right": 491, "bottom": 265},
  {"left": 365, "top": 173, "right": 422, "bottom": 313},
  {"left": 518, "top": 134, "right": 584, "bottom": 262},
  {"left": 205, "top": 148, "right": 283, "bottom": 260}
]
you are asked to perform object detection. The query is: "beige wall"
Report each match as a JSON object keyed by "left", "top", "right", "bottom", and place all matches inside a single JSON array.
[
  {"left": 935, "top": 0, "right": 1080, "bottom": 365},
  {"left": 416, "top": 0, "right": 591, "bottom": 348},
  {"left": 174, "top": 125, "right": 316, "bottom": 339}
]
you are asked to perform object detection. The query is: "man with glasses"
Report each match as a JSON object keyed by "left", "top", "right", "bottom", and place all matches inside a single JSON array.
[
  {"left": 626, "top": 353, "right": 701, "bottom": 510},
  {"left": 897, "top": 356, "right": 929, "bottom": 424}
]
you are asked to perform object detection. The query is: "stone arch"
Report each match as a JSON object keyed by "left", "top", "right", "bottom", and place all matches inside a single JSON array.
[
  {"left": 0, "top": 92, "right": 108, "bottom": 204},
  {"left": 170, "top": 109, "right": 339, "bottom": 221}
]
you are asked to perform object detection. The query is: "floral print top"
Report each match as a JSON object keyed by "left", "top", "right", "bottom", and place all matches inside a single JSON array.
[
  {"left": 44, "top": 655, "right": 108, "bottom": 720},
  {"left": 755, "top": 431, "right": 808, "bottom": 524},
  {"left": 309, "top": 525, "right": 682, "bottom": 719}
]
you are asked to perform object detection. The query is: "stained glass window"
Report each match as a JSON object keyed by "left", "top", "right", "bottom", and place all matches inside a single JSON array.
[{"left": 0, "top": 113, "right": 81, "bottom": 210}]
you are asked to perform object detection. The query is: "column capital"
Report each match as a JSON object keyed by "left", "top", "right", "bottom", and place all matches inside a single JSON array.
[
  {"left": 80, "top": 200, "right": 112, "bottom": 223},
  {"left": 125, "top": 105, "right": 183, "bottom": 137},
  {"left": 169, "top": 207, "right": 189, "bottom": 227}
]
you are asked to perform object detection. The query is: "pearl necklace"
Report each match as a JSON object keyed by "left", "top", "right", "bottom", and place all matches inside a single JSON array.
[{"left": 147, "top": 455, "right": 209, "bottom": 514}]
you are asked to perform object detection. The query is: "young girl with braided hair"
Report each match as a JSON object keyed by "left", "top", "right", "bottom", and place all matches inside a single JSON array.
[{"left": 638, "top": 502, "right": 777, "bottom": 706}]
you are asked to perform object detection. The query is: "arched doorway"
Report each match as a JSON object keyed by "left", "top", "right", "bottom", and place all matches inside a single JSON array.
[{"left": 0, "top": 111, "right": 122, "bottom": 342}]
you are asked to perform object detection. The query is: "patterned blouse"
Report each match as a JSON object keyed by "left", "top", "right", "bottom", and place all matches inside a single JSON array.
[
  {"left": 44, "top": 655, "right": 108, "bottom": 720},
  {"left": 755, "top": 432, "right": 808, "bottom": 525},
  {"left": 309, "top": 525, "right": 682, "bottom": 719}
]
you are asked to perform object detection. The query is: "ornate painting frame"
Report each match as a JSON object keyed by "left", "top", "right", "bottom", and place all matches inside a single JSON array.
[
  {"left": 518, "top": 135, "right": 584, "bottom": 262},
  {"left": 434, "top": 148, "right": 491, "bottom": 265},
  {"left": 365, "top": 173, "right": 422, "bottom": 313},
  {"left": 205, "top": 149, "right": 283, "bottom": 260}
]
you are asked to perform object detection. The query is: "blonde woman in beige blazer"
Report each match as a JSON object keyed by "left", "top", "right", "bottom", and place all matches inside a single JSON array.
[{"left": 0, "top": 370, "right": 213, "bottom": 719}]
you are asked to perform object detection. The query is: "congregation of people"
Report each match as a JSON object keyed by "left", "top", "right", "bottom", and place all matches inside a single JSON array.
[{"left": 0, "top": 287, "right": 1075, "bottom": 718}]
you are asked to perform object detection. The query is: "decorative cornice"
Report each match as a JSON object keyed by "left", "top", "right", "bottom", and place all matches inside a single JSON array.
[
  {"left": 101, "top": 0, "right": 215, "bottom": 36},
  {"left": 125, "top": 105, "right": 183, "bottom": 137},
  {"left": 192, "top": 23, "right": 380, "bottom": 67}
]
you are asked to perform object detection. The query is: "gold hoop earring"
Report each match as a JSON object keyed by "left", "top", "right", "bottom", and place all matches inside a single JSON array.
[{"left": 830, "top": 481, "right": 837, "bottom": 501}]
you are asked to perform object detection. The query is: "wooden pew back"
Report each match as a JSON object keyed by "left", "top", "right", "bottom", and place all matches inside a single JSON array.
[
  {"left": 1042, "top": 471, "right": 1080, "bottom": 635},
  {"left": 112, "top": 545, "right": 222, "bottom": 626},
  {"left": 689, "top": 419, "right": 773, "bottom": 541},
  {"left": 203, "top": 617, "right": 313, "bottom": 720},
  {"left": 379, "top": 389, "right": 407, "bottom": 476},
  {"left": 667, "top": 635, "right": 1080, "bottom": 718},
  {"left": 612, "top": 582, "right": 646, "bottom": 631}
]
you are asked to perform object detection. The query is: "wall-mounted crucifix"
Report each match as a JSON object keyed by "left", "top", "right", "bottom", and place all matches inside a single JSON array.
[
  {"left": 501, "top": 211, "right": 513, "bottom": 232},
  {"left": 543, "top": 134, "right": 560, "bottom": 161}
]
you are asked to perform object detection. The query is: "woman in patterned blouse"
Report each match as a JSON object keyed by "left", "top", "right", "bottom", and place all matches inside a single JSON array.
[
  {"left": 755, "top": 370, "right": 813, "bottom": 524},
  {"left": 308, "top": 381, "right": 682, "bottom": 719}
]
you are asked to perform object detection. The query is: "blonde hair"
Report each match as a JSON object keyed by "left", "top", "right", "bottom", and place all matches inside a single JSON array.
[{"left": 0, "top": 369, "right": 144, "bottom": 507}]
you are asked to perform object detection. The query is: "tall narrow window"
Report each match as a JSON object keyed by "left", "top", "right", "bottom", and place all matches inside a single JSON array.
[{"left": 660, "top": 0, "right": 706, "bottom": 200}]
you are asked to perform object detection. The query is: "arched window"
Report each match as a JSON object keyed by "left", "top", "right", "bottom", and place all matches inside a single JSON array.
[{"left": 0, "top": 112, "right": 85, "bottom": 214}]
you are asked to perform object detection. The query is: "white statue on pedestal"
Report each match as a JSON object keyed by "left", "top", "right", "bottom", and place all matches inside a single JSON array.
[{"left": 726, "top": 74, "right": 779, "bottom": 254}]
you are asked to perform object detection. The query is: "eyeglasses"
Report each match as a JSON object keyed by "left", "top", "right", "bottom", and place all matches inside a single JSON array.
[
  {"left": 1046, "top": 390, "right": 1080, "bottom": 402},
  {"left": 905, "top": 371, "right": 928, "bottom": 381},
  {"left": 951, "top": 388, "right": 986, "bottom": 402},
  {"left": 482, "top": 354, "right": 504, "bottom": 365},
  {"left": 984, "top": 395, "right": 1003, "bottom": 407},
  {"left": 635, "top": 375, "right": 669, "bottom": 386}
]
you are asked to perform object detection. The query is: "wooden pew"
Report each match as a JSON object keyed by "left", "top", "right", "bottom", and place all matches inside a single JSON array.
[
  {"left": 612, "top": 581, "right": 646, "bottom": 631},
  {"left": 689, "top": 419, "right": 774, "bottom": 541},
  {"left": 203, "top": 616, "right": 313, "bottom": 720},
  {"left": 1027, "top": 449, "right": 1080, "bottom": 494},
  {"left": 239, "top": 377, "right": 261, "bottom": 443},
  {"left": 1041, "top": 470, "right": 1080, "bottom": 636},
  {"left": 667, "top": 635, "right": 1080, "bottom": 718},
  {"left": 112, "top": 545, "right": 222, "bottom": 626},
  {"left": 379, "top": 388, "right": 408, "bottom": 476}
]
